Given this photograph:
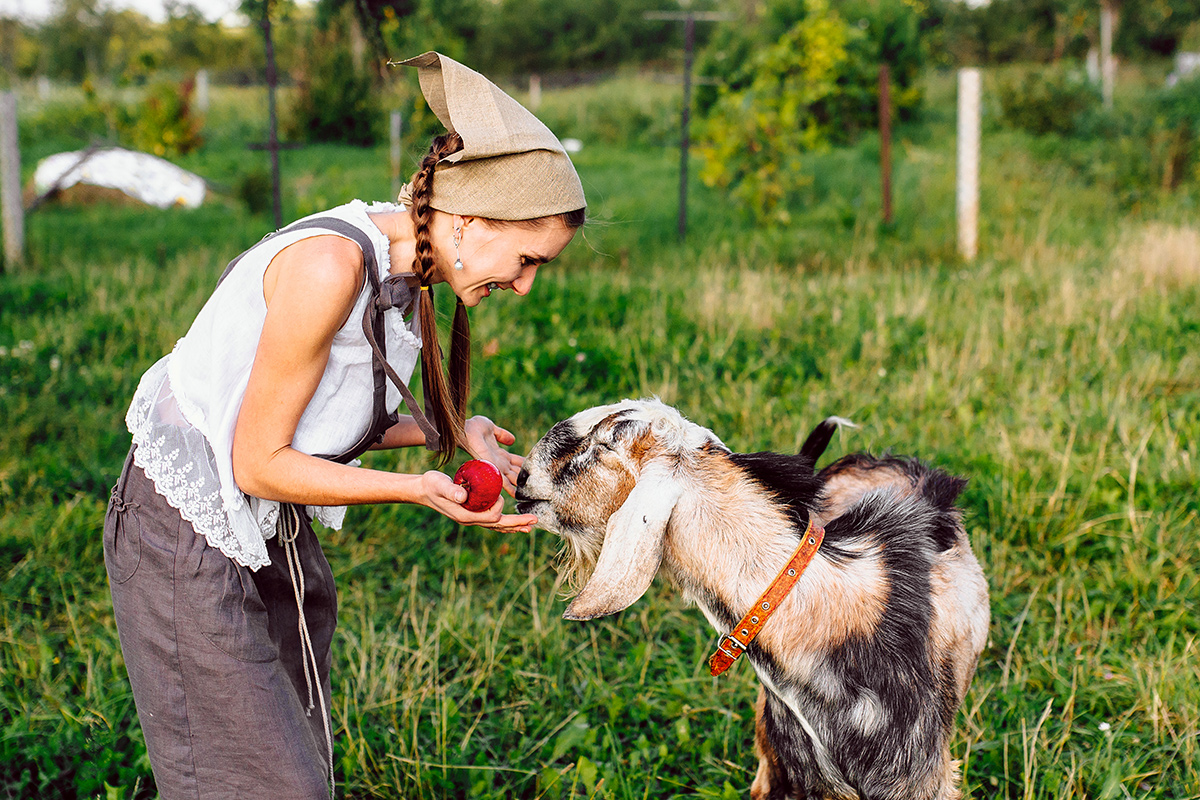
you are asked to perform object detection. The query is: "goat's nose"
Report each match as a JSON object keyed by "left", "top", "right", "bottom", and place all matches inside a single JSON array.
[{"left": 515, "top": 467, "right": 529, "bottom": 490}]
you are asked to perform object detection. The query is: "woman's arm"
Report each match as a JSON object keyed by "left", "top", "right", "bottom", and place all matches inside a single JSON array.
[
  {"left": 231, "top": 236, "right": 535, "bottom": 532},
  {"left": 370, "top": 415, "right": 429, "bottom": 450}
]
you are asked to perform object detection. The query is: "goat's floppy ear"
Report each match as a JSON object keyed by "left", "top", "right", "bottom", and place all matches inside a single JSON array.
[{"left": 563, "top": 461, "right": 682, "bottom": 621}]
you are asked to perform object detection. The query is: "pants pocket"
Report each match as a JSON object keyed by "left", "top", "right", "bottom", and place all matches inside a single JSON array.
[
  {"left": 104, "top": 488, "right": 142, "bottom": 585},
  {"left": 184, "top": 538, "right": 279, "bottom": 664}
]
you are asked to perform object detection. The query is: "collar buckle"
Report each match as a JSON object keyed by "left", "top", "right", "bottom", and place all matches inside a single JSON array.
[{"left": 716, "top": 634, "right": 747, "bottom": 660}]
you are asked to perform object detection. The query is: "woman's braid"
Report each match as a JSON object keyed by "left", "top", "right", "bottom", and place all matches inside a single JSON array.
[{"left": 410, "top": 133, "right": 466, "bottom": 464}]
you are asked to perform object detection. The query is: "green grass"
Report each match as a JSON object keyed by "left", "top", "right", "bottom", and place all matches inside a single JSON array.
[{"left": 2, "top": 74, "right": 1199, "bottom": 798}]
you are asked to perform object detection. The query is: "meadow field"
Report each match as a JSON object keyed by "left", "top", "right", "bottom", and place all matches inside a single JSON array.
[{"left": 1, "top": 71, "right": 1198, "bottom": 798}]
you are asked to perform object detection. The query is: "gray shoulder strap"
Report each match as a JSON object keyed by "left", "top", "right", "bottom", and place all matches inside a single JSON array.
[{"left": 218, "top": 216, "right": 380, "bottom": 286}]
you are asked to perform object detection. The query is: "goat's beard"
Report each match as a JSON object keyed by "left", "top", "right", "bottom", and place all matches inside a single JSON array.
[{"left": 552, "top": 527, "right": 605, "bottom": 597}]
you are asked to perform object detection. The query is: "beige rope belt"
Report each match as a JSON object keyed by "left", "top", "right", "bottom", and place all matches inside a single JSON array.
[{"left": 279, "top": 504, "right": 336, "bottom": 798}]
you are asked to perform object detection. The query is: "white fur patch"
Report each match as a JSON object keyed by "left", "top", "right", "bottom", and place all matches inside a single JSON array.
[
  {"left": 567, "top": 398, "right": 725, "bottom": 453},
  {"left": 756, "top": 671, "right": 856, "bottom": 798},
  {"left": 849, "top": 689, "right": 888, "bottom": 736}
]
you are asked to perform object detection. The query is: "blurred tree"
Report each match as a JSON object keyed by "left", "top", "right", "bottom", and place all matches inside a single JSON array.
[
  {"left": 106, "top": 9, "right": 167, "bottom": 83},
  {"left": 236, "top": 0, "right": 305, "bottom": 79},
  {"left": 162, "top": 2, "right": 229, "bottom": 72},
  {"left": 698, "top": 0, "right": 852, "bottom": 222},
  {"left": 375, "top": 0, "right": 481, "bottom": 67},
  {"left": 477, "top": 0, "right": 685, "bottom": 74},
  {"left": 697, "top": 0, "right": 932, "bottom": 132},
  {"left": 316, "top": 0, "right": 422, "bottom": 73},
  {"left": 1118, "top": 0, "right": 1200, "bottom": 57},
  {"left": 938, "top": 0, "right": 1199, "bottom": 64},
  {"left": 286, "top": 4, "right": 383, "bottom": 145},
  {"left": 37, "top": 0, "right": 120, "bottom": 82},
  {"left": 12, "top": 0, "right": 1200, "bottom": 89},
  {"left": 0, "top": 18, "right": 42, "bottom": 82}
]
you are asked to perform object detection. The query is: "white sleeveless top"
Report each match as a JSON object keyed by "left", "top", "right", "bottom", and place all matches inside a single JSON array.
[{"left": 125, "top": 200, "right": 422, "bottom": 570}]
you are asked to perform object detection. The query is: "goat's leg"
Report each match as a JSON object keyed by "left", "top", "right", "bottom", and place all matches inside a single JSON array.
[
  {"left": 751, "top": 686, "right": 794, "bottom": 800},
  {"left": 929, "top": 751, "right": 964, "bottom": 800}
]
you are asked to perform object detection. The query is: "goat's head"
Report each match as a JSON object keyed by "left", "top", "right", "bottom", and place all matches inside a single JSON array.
[{"left": 515, "top": 398, "right": 726, "bottom": 621}]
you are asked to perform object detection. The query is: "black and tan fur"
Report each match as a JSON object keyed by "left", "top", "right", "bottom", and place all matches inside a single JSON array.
[{"left": 515, "top": 399, "right": 989, "bottom": 800}]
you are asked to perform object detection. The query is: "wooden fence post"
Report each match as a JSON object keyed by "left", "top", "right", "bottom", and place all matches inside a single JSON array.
[
  {"left": 956, "top": 69, "right": 981, "bottom": 262},
  {"left": 261, "top": 10, "right": 282, "bottom": 229},
  {"left": 1, "top": 90, "right": 23, "bottom": 269},
  {"left": 644, "top": 10, "right": 731, "bottom": 242}
]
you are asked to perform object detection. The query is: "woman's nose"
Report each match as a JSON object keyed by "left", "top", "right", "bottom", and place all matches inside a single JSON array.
[{"left": 513, "top": 266, "right": 538, "bottom": 296}]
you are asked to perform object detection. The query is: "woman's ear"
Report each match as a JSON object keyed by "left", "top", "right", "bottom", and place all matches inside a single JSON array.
[
  {"left": 562, "top": 460, "right": 682, "bottom": 621},
  {"left": 455, "top": 214, "right": 479, "bottom": 234}
]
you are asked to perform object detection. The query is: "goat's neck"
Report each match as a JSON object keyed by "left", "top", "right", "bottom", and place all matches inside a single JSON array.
[
  {"left": 664, "top": 465, "right": 891, "bottom": 681},
  {"left": 663, "top": 471, "right": 804, "bottom": 627}
]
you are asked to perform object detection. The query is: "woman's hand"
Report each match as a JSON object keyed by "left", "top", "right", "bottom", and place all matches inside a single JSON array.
[
  {"left": 463, "top": 415, "right": 526, "bottom": 496},
  {"left": 418, "top": 470, "right": 537, "bottom": 533}
]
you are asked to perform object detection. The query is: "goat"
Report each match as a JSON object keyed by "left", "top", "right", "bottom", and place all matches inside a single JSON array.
[{"left": 514, "top": 399, "right": 989, "bottom": 800}]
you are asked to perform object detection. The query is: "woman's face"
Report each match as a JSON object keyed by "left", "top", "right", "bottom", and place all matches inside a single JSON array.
[{"left": 441, "top": 215, "right": 577, "bottom": 307}]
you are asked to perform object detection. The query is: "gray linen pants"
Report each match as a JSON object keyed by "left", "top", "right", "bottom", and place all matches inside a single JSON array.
[{"left": 104, "top": 446, "right": 338, "bottom": 799}]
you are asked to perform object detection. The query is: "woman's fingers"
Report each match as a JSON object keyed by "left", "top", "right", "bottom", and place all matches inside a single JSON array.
[
  {"left": 423, "top": 471, "right": 536, "bottom": 530},
  {"left": 493, "top": 425, "right": 517, "bottom": 446},
  {"left": 483, "top": 513, "right": 538, "bottom": 533},
  {"left": 452, "top": 507, "right": 537, "bottom": 533},
  {"left": 499, "top": 452, "right": 525, "bottom": 496},
  {"left": 423, "top": 470, "right": 468, "bottom": 507}
]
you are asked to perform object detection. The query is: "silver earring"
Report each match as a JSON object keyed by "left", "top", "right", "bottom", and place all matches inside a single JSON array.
[{"left": 453, "top": 228, "right": 464, "bottom": 271}]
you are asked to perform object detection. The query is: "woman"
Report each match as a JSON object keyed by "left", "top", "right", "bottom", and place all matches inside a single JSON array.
[{"left": 104, "top": 52, "right": 585, "bottom": 799}]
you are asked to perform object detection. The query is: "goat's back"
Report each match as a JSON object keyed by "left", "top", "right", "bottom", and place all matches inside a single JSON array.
[
  {"left": 749, "top": 453, "right": 988, "bottom": 800},
  {"left": 816, "top": 453, "right": 989, "bottom": 704}
]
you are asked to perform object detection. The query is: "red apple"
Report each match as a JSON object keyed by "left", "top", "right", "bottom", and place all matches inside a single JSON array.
[{"left": 453, "top": 460, "right": 503, "bottom": 512}]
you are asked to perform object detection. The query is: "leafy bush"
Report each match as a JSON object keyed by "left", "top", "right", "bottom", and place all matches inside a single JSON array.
[
  {"left": 997, "top": 67, "right": 1097, "bottom": 136},
  {"left": 1001, "top": 69, "right": 1200, "bottom": 205},
  {"left": 21, "top": 80, "right": 204, "bottom": 161},
  {"left": 129, "top": 79, "right": 205, "bottom": 157},
  {"left": 235, "top": 167, "right": 273, "bottom": 216},
  {"left": 818, "top": 0, "right": 930, "bottom": 135},
  {"left": 285, "top": 18, "right": 382, "bottom": 147},
  {"left": 697, "top": 0, "right": 852, "bottom": 223},
  {"left": 696, "top": 0, "right": 931, "bottom": 136}
]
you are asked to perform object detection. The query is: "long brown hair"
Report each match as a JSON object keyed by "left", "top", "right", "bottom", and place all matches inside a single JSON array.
[{"left": 409, "top": 133, "right": 585, "bottom": 463}]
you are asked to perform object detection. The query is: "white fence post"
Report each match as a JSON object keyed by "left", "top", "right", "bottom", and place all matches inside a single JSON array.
[
  {"left": 196, "top": 68, "right": 210, "bottom": 113},
  {"left": 528, "top": 74, "right": 541, "bottom": 112},
  {"left": 956, "top": 69, "right": 981, "bottom": 262},
  {"left": 390, "top": 110, "right": 402, "bottom": 200},
  {"left": 1, "top": 90, "right": 24, "bottom": 269}
]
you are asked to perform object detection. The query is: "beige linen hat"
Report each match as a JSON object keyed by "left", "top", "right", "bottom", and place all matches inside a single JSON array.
[{"left": 396, "top": 52, "right": 586, "bottom": 220}]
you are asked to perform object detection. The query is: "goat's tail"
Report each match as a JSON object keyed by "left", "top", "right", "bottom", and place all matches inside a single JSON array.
[{"left": 799, "top": 416, "right": 857, "bottom": 465}]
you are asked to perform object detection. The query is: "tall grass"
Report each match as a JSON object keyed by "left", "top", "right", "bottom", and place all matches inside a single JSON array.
[{"left": 2, "top": 74, "right": 1198, "bottom": 798}]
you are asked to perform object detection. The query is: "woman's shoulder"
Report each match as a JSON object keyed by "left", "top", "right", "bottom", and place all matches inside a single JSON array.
[{"left": 264, "top": 234, "right": 366, "bottom": 310}]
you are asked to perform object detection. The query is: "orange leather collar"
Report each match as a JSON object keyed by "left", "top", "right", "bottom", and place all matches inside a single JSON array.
[{"left": 708, "top": 519, "right": 825, "bottom": 677}]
